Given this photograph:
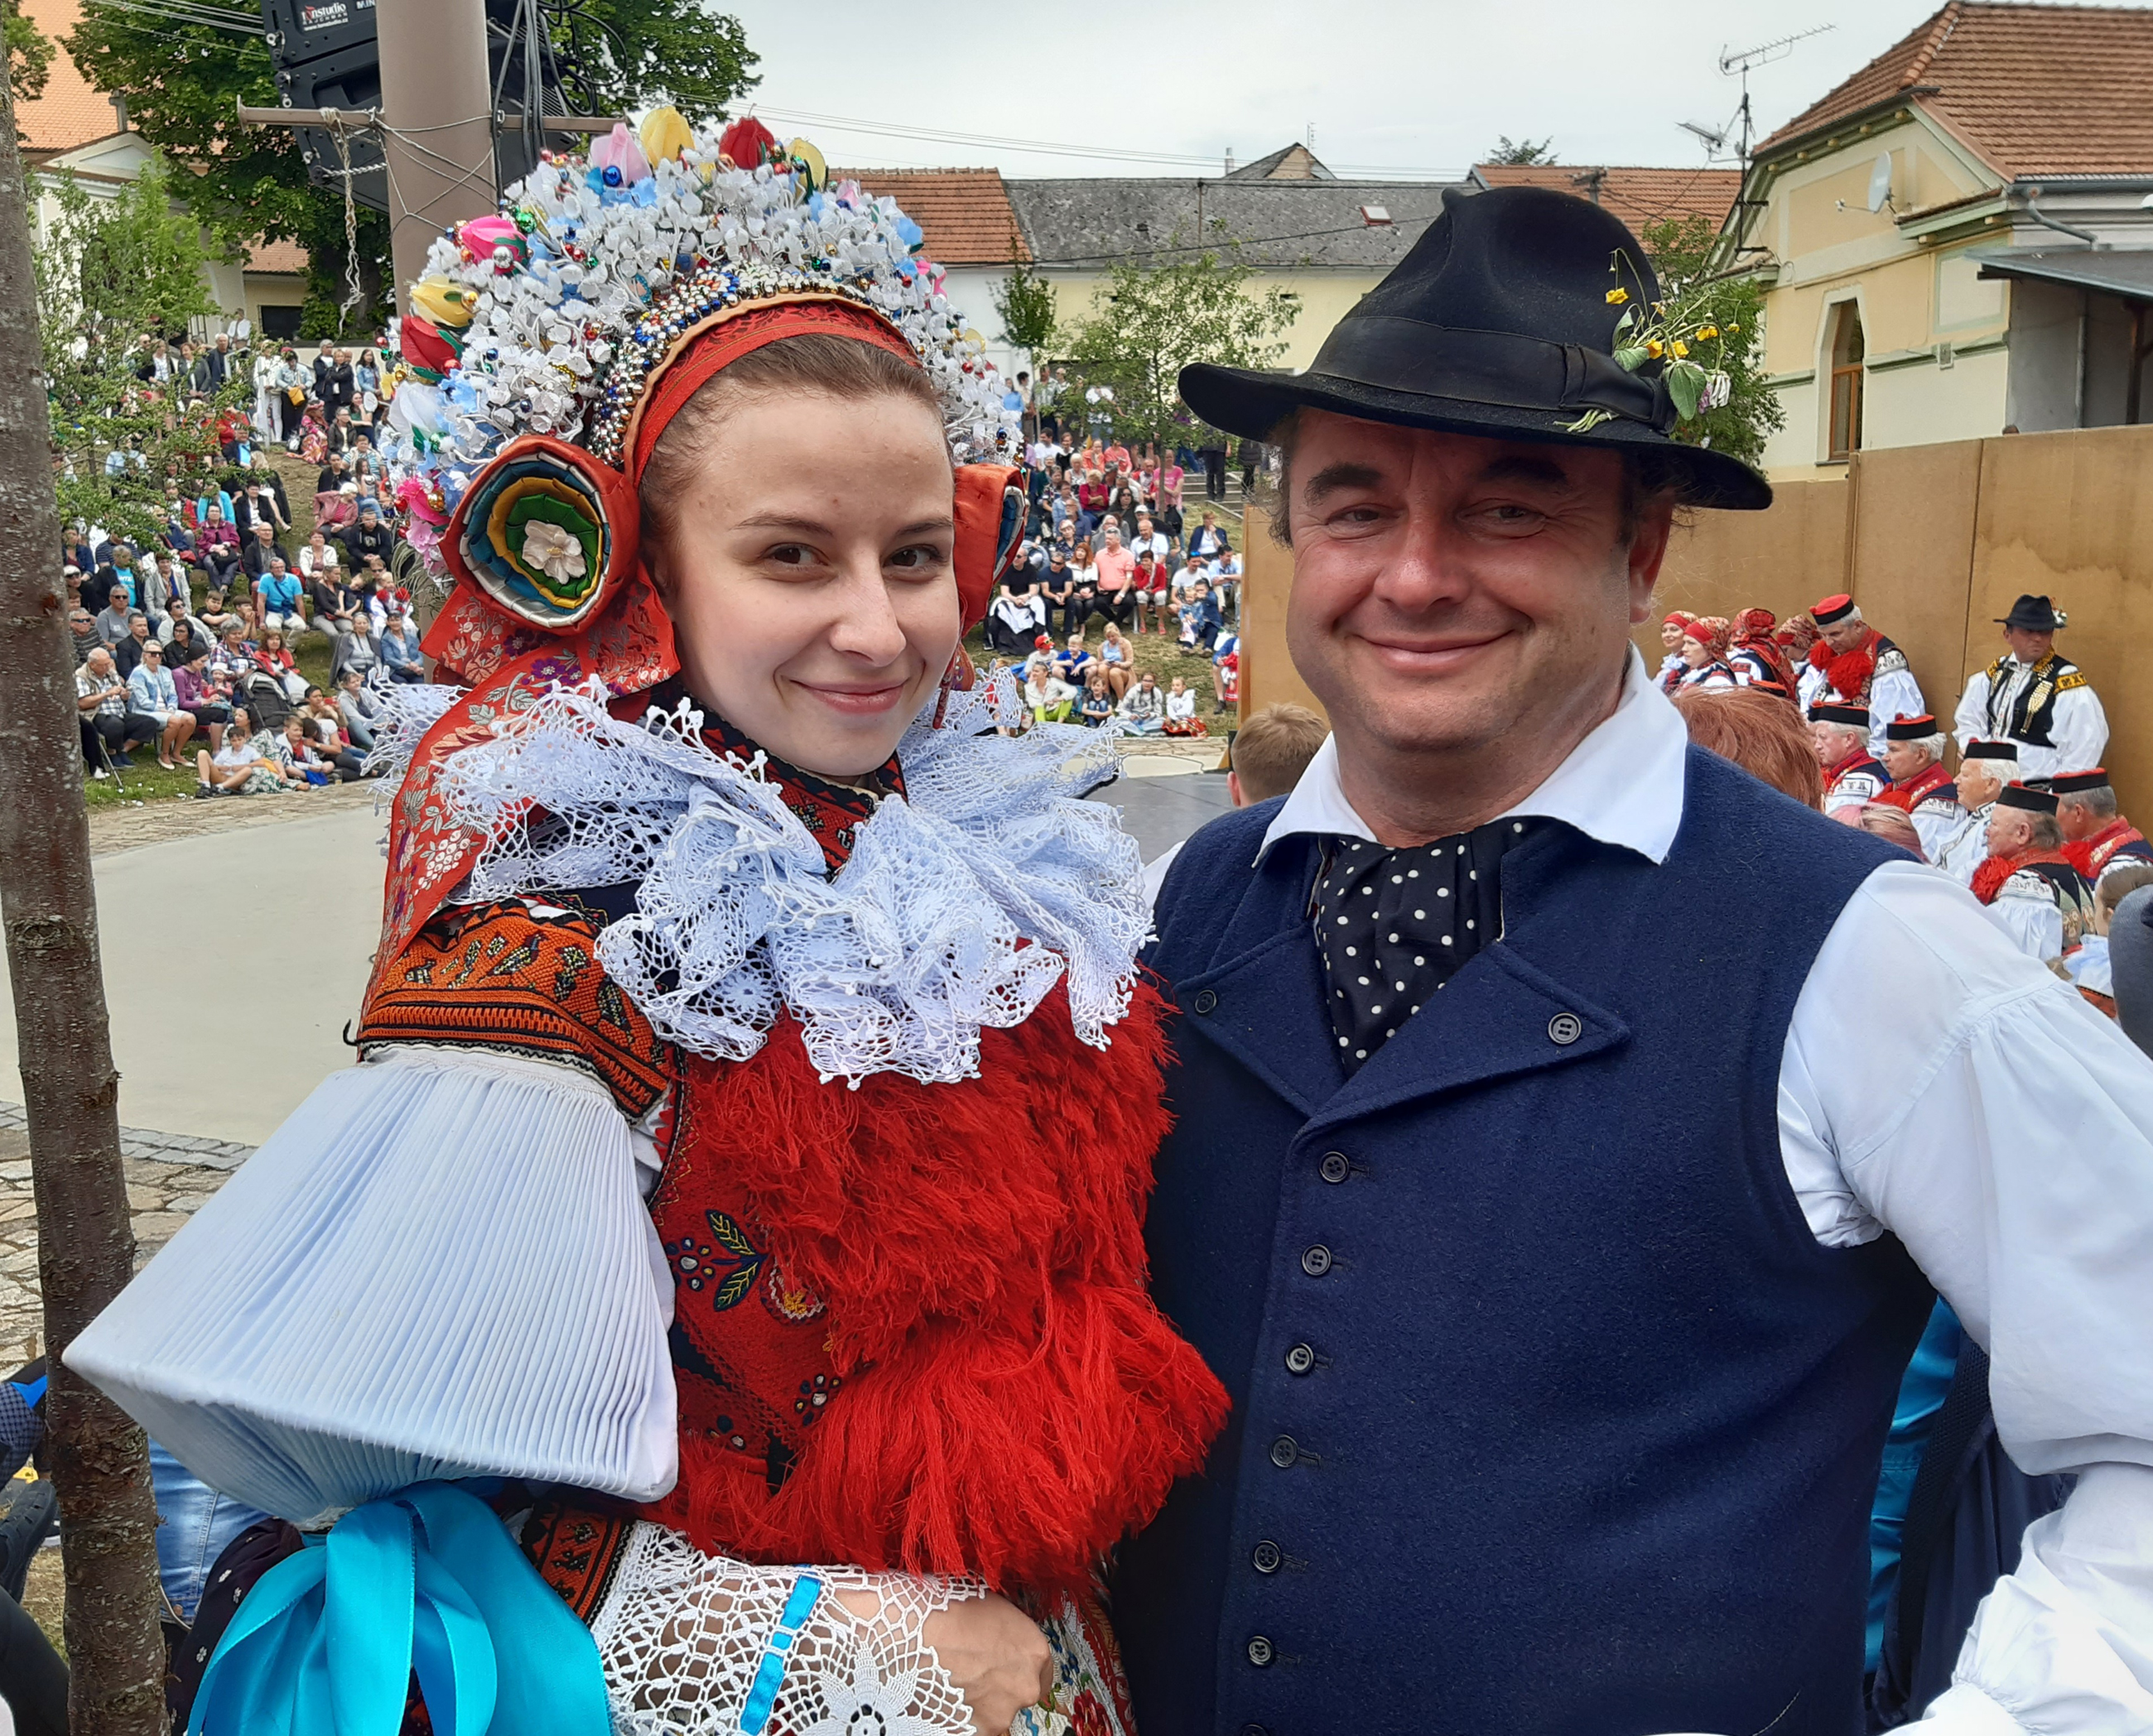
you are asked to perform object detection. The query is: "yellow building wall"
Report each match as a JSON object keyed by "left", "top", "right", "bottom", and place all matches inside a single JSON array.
[{"left": 1047, "top": 268, "right": 1380, "bottom": 375}]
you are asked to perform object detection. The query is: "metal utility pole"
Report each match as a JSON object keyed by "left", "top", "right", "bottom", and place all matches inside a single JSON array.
[
  {"left": 0, "top": 52, "right": 166, "bottom": 1736},
  {"left": 377, "top": 0, "right": 497, "bottom": 312}
]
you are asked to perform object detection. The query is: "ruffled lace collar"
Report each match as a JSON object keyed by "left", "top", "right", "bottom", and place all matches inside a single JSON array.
[{"left": 377, "top": 672, "right": 1146, "bottom": 1087}]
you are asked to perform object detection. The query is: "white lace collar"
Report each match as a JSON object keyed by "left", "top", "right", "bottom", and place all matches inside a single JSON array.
[{"left": 385, "top": 673, "right": 1149, "bottom": 1087}]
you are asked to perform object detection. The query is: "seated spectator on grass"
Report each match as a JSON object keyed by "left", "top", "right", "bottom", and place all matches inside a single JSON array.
[
  {"left": 172, "top": 651, "right": 233, "bottom": 754},
  {"left": 1089, "top": 526, "right": 1138, "bottom": 630},
  {"left": 1178, "top": 579, "right": 1224, "bottom": 655},
  {"left": 379, "top": 609, "right": 424, "bottom": 684},
  {"left": 163, "top": 613, "right": 213, "bottom": 669},
  {"left": 94, "top": 585, "right": 133, "bottom": 647},
  {"left": 1212, "top": 548, "right": 1243, "bottom": 620},
  {"left": 1211, "top": 628, "right": 1240, "bottom": 714},
  {"left": 199, "top": 587, "right": 238, "bottom": 635},
  {"left": 113, "top": 612, "right": 154, "bottom": 680},
  {"left": 334, "top": 669, "right": 383, "bottom": 753},
  {"left": 95, "top": 543, "right": 142, "bottom": 609},
  {"left": 341, "top": 503, "right": 393, "bottom": 571},
  {"left": 69, "top": 607, "right": 100, "bottom": 666},
  {"left": 301, "top": 691, "right": 368, "bottom": 781},
  {"left": 270, "top": 714, "right": 335, "bottom": 786},
  {"left": 1162, "top": 676, "right": 1206, "bottom": 738},
  {"left": 1129, "top": 512, "right": 1169, "bottom": 565},
  {"left": 252, "top": 629, "right": 306, "bottom": 704},
  {"left": 297, "top": 531, "right": 340, "bottom": 581},
  {"left": 1188, "top": 509, "right": 1231, "bottom": 565},
  {"left": 239, "top": 520, "right": 286, "bottom": 584},
  {"left": 1130, "top": 551, "right": 1171, "bottom": 637},
  {"left": 194, "top": 508, "right": 241, "bottom": 587},
  {"left": 1079, "top": 670, "right": 1116, "bottom": 729},
  {"left": 314, "top": 479, "right": 359, "bottom": 533},
  {"left": 255, "top": 556, "right": 306, "bottom": 637},
  {"left": 194, "top": 714, "right": 297, "bottom": 796},
  {"left": 1096, "top": 622, "right": 1135, "bottom": 700},
  {"left": 330, "top": 617, "right": 382, "bottom": 685},
  {"left": 76, "top": 647, "right": 157, "bottom": 773},
  {"left": 1022, "top": 659, "right": 1077, "bottom": 726},
  {"left": 310, "top": 571, "right": 359, "bottom": 642},
  {"left": 209, "top": 621, "right": 254, "bottom": 693},
  {"left": 123, "top": 632, "right": 196, "bottom": 782},
  {"left": 1053, "top": 631, "right": 1094, "bottom": 690},
  {"left": 1118, "top": 671, "right": 1164, "bottom": 735}
]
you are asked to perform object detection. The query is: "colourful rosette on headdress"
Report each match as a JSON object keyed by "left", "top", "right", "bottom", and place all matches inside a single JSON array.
[{"left": 443, "top": 433, "right": 638, "bottom": 631}]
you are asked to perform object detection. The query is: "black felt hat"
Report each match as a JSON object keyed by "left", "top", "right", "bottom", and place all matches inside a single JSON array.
[
  {"left": 1178, "top": 185, "right": 1771, "bottom": 512},
  {"left": 1996, "top": 594, "right": 2066, "bottom": 631},
  {"left": 1997, "top": 781, "right": 2059, "bottom": 815}
]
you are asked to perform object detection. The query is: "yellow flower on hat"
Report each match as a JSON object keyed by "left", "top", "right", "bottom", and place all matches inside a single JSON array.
[
  {"left": 639, "top": 105, "right": 694, "bottom": 166},
  {"left": 1606, "top": 287, "right": 1630, "bottom": 305}
]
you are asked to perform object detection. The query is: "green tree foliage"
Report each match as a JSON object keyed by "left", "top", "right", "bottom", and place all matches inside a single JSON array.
[
  {"left": 1487, "top": 135, "right": 1557, "bottom": 166},
  {"left": 4, "top": 4, "right": 53, "bottom": 107},
  {"left": 1641, "top": 213, "right": 1783, "bottom": 468},
  {"left": 61, "top": 0, "right": 757, "bottom": 335},
  {"left": 35, "top": 159, "right": 250, "bottom": 547},
  {"left": 990, "top": 252, "right": 1057, "bottom": 356},
  {"left": 1058, "top": 228, "right": 1298, "bottom": 450}
]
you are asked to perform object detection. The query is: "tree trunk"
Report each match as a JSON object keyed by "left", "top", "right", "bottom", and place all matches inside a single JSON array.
[{"left": 0, "top": 51, "right": 171, "bottom": 1736}]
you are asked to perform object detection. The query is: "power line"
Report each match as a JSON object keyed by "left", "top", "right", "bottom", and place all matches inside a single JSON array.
[
  {"left": 1027, "top": 213, "right": 1441, "bottom": 268},
  {"left": 83, "top": 0, "right": 263, "bottom": 35},
  {"left": 748, "top": 104, "right": 1469, "bottom": 182}
]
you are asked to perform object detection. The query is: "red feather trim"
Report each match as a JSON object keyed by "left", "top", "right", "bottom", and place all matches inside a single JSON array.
[
  {"left": 643, "top": 976, "right": 1229, "bottom": 1590},
  {"left": 1970, "top": 848, "right": 2076, "bottom": 906}
]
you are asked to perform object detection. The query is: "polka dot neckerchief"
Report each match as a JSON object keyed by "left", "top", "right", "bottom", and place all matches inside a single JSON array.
[{"left": 1312, "top": 818, "right": 1548, "bottom": 1072}]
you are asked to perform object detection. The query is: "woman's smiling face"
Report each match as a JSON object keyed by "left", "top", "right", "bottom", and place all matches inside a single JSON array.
[{"left": 655, "top": 391, "right": 958, "bottom": 779}]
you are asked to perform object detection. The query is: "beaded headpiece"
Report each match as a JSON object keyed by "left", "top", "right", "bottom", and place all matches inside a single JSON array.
[{"left": 383, "top": 110, "right": 1023, "bottom": 683}]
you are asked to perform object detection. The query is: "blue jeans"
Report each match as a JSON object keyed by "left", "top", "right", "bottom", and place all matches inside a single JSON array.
[{"left": 150, "top": 1441, "right": 267, "bottom": 1623}]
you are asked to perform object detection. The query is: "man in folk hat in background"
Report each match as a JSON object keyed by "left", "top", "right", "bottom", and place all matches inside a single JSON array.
[
  {"left": 1974, "top": 781, "right": 2095, "bottom": 965},
  {"left": 2054, "top": 767, "right": 2153, "bottom": 887},
  {"left": 1874, "top": 713, "right": 1961, "bottom": 863},
  {"left": 1123, "top": 184, "right": 2153, "bottom": 1736},
  {"left": 1953, "top": 594, "right": 2107, "bottom": 782},
  {"left": 1802, "top": 592, "right": 1924, "bottom": 754},
  {"left": 1809, "top": 700, "right": 1888, "bottom": 819},
  {"left": 1936, "top": 738, "right": 2020, "bottom": 886}
]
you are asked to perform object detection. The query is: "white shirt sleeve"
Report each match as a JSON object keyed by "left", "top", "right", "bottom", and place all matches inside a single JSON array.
[
  {"left": 1780, "top": 862, "right": 2153, "bottom": 1731},
  {"left": 1986, "top": 873, "right": 2065, "bottom": 965},
  {"left": 1954, "top": 671, "right": 1994, "bottom": 753},
  {"left": 2049, "top": 682, "right": 2109, "bottom": 778},
  {"left": 1869, "top": 665, "right": 1926, "bottom": 755}
]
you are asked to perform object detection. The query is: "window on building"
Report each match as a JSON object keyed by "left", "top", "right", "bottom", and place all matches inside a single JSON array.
[
  {"left": 1827, "top": 302, "right": 1865, "bottom": 461},
  {"left": 260, "top": 304, "right": 304, "bottom": 340}
]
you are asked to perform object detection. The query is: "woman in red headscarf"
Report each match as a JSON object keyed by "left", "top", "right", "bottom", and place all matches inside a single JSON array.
[
  {"left": 72, "top": 119, "right": 1221, "bottom": 1736},
  {"left": 1674, "top": 614, "right": 1739, "bottom": 692},
  {"left": 1727, "top": 606, "right": 1796, "bottom": 694}
]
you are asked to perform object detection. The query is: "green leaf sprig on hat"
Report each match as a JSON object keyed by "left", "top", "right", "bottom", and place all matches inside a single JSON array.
[{"left": 1563, "top": 248, "right": 1738, "bottom": 436}]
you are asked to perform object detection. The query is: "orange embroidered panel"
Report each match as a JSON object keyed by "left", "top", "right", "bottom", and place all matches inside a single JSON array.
[{"left": 358, "top": 898, "right": 673, "bottom": 1119}]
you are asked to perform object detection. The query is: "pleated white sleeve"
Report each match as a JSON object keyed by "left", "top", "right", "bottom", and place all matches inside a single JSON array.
[{"left": 66, "top": 1047, "right": 677, "bottom": 1524}]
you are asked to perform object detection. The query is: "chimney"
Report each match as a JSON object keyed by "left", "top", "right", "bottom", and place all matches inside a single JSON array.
[{"left": 1224, "top": 148, "right": 1235, "bottom": 176}]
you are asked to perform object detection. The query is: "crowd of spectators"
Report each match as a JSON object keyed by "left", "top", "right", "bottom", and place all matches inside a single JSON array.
[{"left": 65, "top": 330, "right": 420, "bottom": 798}]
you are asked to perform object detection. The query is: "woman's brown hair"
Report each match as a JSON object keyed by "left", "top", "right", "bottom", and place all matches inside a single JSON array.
[
  {"left": 1672, "top": 685, "right": 1822, "bottom": 810},
  {"left": 636, "top": 333, "right": 942, "bottom": 579}
]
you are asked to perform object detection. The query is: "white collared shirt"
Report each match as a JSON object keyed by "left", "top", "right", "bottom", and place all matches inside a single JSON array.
[{"left": 1252, "top": 651, "right": 2153, "bottom": 1734}]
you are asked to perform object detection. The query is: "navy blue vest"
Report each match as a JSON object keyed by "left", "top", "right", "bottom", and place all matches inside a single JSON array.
[{"left": 1117, "top": 748, "right": 1934, "bottom": 1736}]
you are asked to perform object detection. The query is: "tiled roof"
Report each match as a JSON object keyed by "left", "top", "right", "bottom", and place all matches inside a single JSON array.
[
  {"left": 1005, "top": 176, "right": 1457, "bottom": 272},
  {"left": 837, "top": 169, "right": 1028, "bottom": 265},
  {"left": 1759, "top": 2, "right": 2153, "bottom": 178},
  {"left": 17, "top": 0, "right": 123, "bottom": 156},
  {"left": 1469, "top": 163, "right": 1744, "bottom": 231},
  {"left": 248, "top": 239, "right": 309, "bottom": 275}
]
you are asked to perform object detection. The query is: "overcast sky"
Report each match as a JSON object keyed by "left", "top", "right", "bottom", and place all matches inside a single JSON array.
[{"left": 725, "top": 0, "right": 2001, "bottom": 181}]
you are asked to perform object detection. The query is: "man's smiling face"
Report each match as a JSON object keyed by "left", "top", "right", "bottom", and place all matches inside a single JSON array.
[{"left": 1284, "top": 411, "right": 1670, "bottom": 767}]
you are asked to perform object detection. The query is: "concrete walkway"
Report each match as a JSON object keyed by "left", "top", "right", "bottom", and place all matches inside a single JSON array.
[{"left": 0, "top": 802, "right": 385, "bottom": 1147}]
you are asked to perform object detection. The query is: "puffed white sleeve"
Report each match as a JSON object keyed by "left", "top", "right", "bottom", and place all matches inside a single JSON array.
[
  {"left": 65, "top": 1047, "right": 677, "bottom": 1524},
  {"left": 1953, "top": 671, "right": 1992, "bottom": 753},
  {"left": 2049, "top": 681, "right": 2109, "bottom": 778},
  {"left": 1986, "top": 873, "right": 2064, "bottom": 965}
]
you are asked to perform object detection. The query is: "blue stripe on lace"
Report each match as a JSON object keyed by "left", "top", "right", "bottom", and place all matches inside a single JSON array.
[
  {"left": 186, "top": 1482, "right": 610, "bottom": 1736},
  {"left": 739, "top": 1573, "right": 824, "bottom": 1736}
]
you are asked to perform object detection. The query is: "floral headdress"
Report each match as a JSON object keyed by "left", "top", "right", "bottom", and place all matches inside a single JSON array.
[{"left": 374, "top": 112, "right": 1028, "bottom": 964}]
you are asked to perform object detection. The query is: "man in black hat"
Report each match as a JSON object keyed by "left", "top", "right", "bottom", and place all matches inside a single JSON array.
[
  {"left": 1125, "top": 185, "right": 2153, "bottom": 1736},
  {"left": 2053, "top": 767, "right": 2153, "bottom": 887},
  {"left": 1953, "top": 594, "right": 2107, "bottom": 781},
  {"left": 1935, "top": 738, "right": 2019, "bottom": 886},
  {"left": 1973, "top": 781, "right": 2093, "bottom": 964},
  {"left": 1809, "top": 700, "right": 1887, "bottom": 817}
]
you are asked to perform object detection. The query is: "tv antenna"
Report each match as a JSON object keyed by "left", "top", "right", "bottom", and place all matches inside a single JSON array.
[
  {"left": 1719, "top": 23, "right": 1836, "bottom": 163},
  {"left": 1678, "top": 118, "right": 1730, "bottom": 158}
]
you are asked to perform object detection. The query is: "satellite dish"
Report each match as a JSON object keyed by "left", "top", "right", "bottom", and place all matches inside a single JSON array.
[{"left": 1867, "top": 152, "right": 1893, "bottom": 213}]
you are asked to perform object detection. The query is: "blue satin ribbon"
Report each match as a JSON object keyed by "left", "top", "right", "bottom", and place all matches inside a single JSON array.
[{"left": 188, "top": 1482, "right": 611, "bottom": 1736}]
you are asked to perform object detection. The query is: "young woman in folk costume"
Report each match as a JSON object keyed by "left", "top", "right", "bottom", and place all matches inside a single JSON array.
[{"left": 69, "top": 115, "right": 1225, "bottom": 1736}]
